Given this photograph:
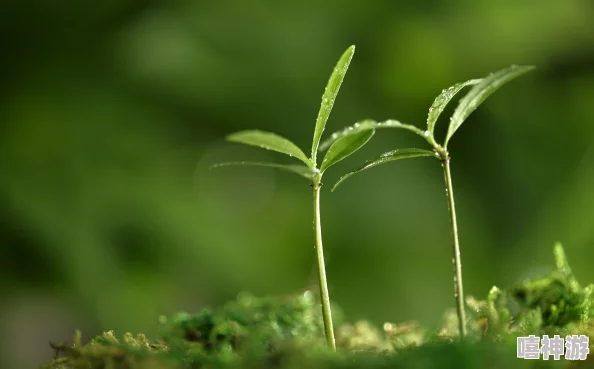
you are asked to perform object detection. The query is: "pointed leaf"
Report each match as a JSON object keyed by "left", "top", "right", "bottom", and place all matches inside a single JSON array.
[
  {"left": 426, "top": 79, "right": 482, "bottom": 139},
  {"left": 332, "top": 149, "right": 436, "bottom": 191},
  {"left": 211, "top": 161, "right": 317, "bottom": 180},
  {"left": 311, "top": 45, "right": 355, "bottom": 163},
  {"left": 319, "top": 119, "right": 426, "bottom": 152},
  {"left": 444, "top": 65, "right": 535, "bottom": 147},
  {"left": 320, "top": 129, "right": 375, "bottom": 173},
  {"left": 226, "top": 130, "right": 311, "bottom": 166}
]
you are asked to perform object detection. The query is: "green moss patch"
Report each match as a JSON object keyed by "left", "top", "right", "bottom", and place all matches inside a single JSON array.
[{"left": 43, "top": 244, "right": 594, "bottom": 369}]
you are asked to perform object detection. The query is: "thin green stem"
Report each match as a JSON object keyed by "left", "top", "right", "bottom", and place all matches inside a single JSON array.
[
  {"left": 312, "top": 178, "right": 336, "bottom": 350},
  {"left": 441, "top": 156, "right": 467, "bottom": 337}
]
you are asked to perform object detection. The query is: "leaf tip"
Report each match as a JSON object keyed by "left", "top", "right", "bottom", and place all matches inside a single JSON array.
[
  {"left": 341, "top": 45, "right": 356, "bottom": 65},
  {"left": 224, "top": 131, "right": 243, "bottom": 142},
  {"left": 331, "top": 173, "right": 351, "bottom": 192},
  {"left": 511, "top": 64, "right": 537, "bottom": 75},
  {"left": 330, "top": 181, "right": 340, "bottom": 192}
]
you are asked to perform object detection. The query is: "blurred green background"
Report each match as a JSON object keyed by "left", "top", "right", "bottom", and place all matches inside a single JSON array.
[{"left": 1, "top": 0, "right": 594, "bottom": 367}]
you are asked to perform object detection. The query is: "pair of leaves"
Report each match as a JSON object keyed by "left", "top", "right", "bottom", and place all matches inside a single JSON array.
[
  {"left": 329, "top": 64, "right": 535, "bottom": 190},
  {"left": 213, "top": 46, "right": 374, "bottom": 180},
  {"left": 443, "top": 65, "right": 535, "bottom": 147}
]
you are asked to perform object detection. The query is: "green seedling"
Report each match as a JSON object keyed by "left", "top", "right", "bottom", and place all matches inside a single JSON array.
[
  {"left": 323, "top": 65, "right": 535, "bottom": 338},
  {"left": 211, "top": 45, "right": 375, "bottom": 350}
]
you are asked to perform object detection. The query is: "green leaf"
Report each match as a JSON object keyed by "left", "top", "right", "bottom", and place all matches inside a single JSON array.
[
  {"left": 426, "top": 79, "right": 482, "bottom": 140},
  {"left": 444, "top": 65, "right": 535, "bottom": 147},
  {"left": 226, "top": 130, "right": 311, "bottom": 166},
  {"left": 311, "top": 45, "right": 356, "bottom": 164},
  {"left": 332, "top": 149, "right": 436, "bottom": 191},
  {"left": 210, "top": 161, "right": 317, "bottom": 180},
  {"left": 319, "top": 119, "right": 426, "bottom": 152},
  {"left": 320, "top": 129, "right": 375, "bottom": 173}
]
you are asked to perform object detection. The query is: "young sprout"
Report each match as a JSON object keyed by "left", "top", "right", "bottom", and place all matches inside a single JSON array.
[
  {"left": 211, "top": 46, "right": 374, "bottom": 350},
  {"left": 324, "top": 65, "right": 535, "bottom": 338}
]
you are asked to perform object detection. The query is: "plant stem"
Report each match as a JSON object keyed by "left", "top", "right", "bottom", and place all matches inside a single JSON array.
[
  {"left": 312, "top": 179, "right": 336, "bottom": 350},
  {"left": 441, "top": 156, "right": 467, "bottom": 337}
]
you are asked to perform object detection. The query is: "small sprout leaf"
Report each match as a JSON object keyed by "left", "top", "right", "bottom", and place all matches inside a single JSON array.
[
  {"left": 426, "top": 79, "right": 482, "bottom": 140},
  {"left": 320, "top": 129, "right": 375, "bottom": 173},
  {"left": 319, "top": 119, "right": 426, "bottom": 151},
  {"left": 332, "top": 148, "right": 436, "bottom": 191},
  {"left": 444, "top": 65, "right": 535, "bottom": 147},
  {"left": 211, "top": 161, "right": 316, "bottom": 180},
  {"left": 226, "top": 130, "right": 311, "bottom": 166},
  {"left": 311, "top": 45, "right": 355, "bottom": 163},
  {"left": 554, "top": 242, "right": 572, "bottom": 276}
]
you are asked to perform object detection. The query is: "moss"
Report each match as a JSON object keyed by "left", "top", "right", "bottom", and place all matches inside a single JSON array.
[
  {"left": 42, "top": 243, "right": 594, "bottom": 368},
  {"left": 511, "top": 243, "right": 594, "bottom": 330}
]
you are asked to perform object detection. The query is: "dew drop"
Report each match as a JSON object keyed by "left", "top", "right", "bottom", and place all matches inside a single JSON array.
[
  {"left": 354, "top": 122, "right": 360, "bottom": 128},
  {"left": 423, "top": 130, "right": 430, "bottom": 137},
  {"left": 331, "top": 133, "right": 338, "bottom": 139}
]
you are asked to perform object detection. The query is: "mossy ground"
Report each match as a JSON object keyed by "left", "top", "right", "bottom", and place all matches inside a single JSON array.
[{"left": 43, "top": 244, "right": 594, "bottom": 369}]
